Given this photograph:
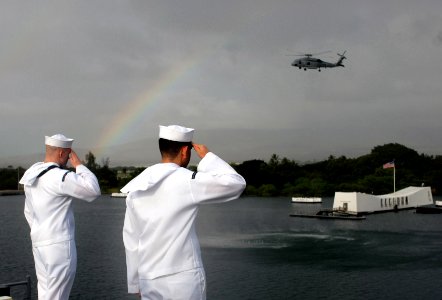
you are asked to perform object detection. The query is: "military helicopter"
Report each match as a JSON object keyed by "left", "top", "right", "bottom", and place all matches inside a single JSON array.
[{"left": 290, "top": 51, "right": 347, "bottom": 71}]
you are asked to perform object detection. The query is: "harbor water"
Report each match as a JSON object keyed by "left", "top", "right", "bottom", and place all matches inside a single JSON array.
[{"left": 1, "top": 195, "right": 442, "bottom": 299}]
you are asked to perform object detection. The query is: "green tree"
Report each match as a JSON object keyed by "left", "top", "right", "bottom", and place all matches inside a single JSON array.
[
  {"left": 85, "top": 151, "right": 98, "bottom": 171},
  {"left": 258, "top": 184, "right": 278, "bottom": 197}
]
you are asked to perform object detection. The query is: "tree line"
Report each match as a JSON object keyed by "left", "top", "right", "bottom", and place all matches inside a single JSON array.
[
  {"left": 237, "top": 143, "right": 442, "bottom": 197},
  {"left": 1, "top": 143, "right": 441, "bottom": 196}
]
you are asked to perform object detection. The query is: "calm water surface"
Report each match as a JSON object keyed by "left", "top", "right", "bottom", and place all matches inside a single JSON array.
[{"left": 1, "top": 195, "right": 442, "bottom": 299}]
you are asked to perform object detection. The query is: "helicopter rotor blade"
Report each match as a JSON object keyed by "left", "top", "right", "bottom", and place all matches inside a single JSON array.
[
  {"left": 286, "top": 52, "right": 312, "bottom": 57},
  {"left": 311, "top": 50, "right": 332, "bottom": 56},
  {"left": 286, "top": 50, "right": 332, "bottom": 57}
]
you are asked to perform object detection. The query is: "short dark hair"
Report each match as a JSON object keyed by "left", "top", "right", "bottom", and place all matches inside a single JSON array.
[{"left": 159, "top": 138, "right": 192, "bottom": 157}]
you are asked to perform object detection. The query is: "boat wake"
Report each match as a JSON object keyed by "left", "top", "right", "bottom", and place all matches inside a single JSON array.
[{"left": 200, "top": 232, "right": 355, "bottom": 249}]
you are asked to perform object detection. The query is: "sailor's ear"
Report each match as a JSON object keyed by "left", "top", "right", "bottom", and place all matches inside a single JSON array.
[
  {"left": 181, "top": 145, "right": 189, "bottom": 156},
  {"left": 182, "top": 145, "right": 193, "bottom": 162}
]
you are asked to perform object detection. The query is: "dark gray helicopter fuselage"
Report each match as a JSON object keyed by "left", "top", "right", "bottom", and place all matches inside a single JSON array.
[{"left": 291, "top": 51, "right": 346, "bottom": 71}]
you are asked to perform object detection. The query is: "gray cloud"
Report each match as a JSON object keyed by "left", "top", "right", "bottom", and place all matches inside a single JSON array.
[{"left": 1, "top": 0, "right": 442, "bottom": 167}]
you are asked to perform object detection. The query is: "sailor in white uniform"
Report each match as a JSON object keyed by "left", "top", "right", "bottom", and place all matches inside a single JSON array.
[
  {"left": 122, "top": 125, "right": 246, "bottom": 300},
  {"left": 20, "top": 134, "right": 101, "bottom": 300}
]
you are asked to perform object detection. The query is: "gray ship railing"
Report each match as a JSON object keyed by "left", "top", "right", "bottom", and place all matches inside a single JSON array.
[{"left": 0, "top": 275, "right": 31, "bottom": 299}]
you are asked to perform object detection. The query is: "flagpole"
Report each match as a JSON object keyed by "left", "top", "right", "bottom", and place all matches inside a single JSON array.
[
  {"left": 382, "top": 161, "right": 396, "bottom": 193},
  {"left": 393, "top": 165, "right": 396, "bottom": 193}
]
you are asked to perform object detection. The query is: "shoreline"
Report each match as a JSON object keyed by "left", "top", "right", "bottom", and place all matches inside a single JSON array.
[{"left": 0, "top": 190, "right": 24, "bottom": 196}]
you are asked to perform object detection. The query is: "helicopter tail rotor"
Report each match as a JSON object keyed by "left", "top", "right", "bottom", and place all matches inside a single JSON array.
[
  {"left": 337, "top": 51, "right": 347, "bottom": 59},
  {"left": 336, "top": 51, "right": 347, "bottom": 66}
]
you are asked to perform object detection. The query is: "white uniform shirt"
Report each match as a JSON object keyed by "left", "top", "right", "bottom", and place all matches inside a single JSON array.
[
  {"left": 20, "top": 162, "right": 101, "bottom": 247},
  {"left": 122, "top": 152, "right": 246, "bottom": 293}
]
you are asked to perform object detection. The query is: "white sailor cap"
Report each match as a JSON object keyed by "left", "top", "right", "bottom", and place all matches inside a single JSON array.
[
  {"left": 159, "top": 125, "right": 194, "bottom": 142},
  {"left": 45, "top": 134, "right": 74, "bottom": 148}
]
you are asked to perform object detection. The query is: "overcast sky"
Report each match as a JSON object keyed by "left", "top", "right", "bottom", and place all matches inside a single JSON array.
[{"left": 1, "top": 0, "right": 442, "bottom": 167}]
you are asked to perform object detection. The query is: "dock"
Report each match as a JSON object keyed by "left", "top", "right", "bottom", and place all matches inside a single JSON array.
[
  {"left": 415, "top": 206, "right": 442, "bottom": 214},
  {"left": 290, "top": 209, "right": 366, "bottom": 220}
]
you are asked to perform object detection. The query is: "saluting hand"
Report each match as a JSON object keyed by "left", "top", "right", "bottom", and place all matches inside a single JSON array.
[
  {"left": 69, "top": 150, "right": 82, "bottom": 168},
  {"left": 192, "top": 143, "right": 209, "bottom": 159}
]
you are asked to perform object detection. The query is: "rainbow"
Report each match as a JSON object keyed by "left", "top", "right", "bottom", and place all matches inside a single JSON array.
[{"left": 94, "top": 58, "right": 201, "bottom": 158}]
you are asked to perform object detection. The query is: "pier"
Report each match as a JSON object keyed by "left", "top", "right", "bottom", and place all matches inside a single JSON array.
[{"left": 0, "top": 275, "right": 31, "bottom": 299}]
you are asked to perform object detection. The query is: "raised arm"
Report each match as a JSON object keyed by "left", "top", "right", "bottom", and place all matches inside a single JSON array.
[
  {"left": 190, "top": 151, "right": 246, "bottom": 204},
  {"left": 61, "top": 150, "right": 101, "bottom": 201}
]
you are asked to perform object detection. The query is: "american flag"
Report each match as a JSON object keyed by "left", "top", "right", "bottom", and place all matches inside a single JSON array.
[{"left": 383, "top": 161, "right": 395, "bottom": 169}]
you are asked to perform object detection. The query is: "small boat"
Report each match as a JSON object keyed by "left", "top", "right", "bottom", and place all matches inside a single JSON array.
[
  {"left": 111, "top": 192, "right": 128, "bottom": 198},
  {"left": 435, "top": 200, "right": 442, "bottom": 207},
  {"left": 291, "top": 197, "right": 322, "bottom": 203}
]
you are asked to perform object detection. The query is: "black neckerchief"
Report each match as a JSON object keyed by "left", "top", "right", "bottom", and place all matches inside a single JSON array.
[
  {"left": 36, "top": 165, "right": 59, "bottom": 178},
  {"left": 36, "top": 165, "right": 72, "bottom": 182}
]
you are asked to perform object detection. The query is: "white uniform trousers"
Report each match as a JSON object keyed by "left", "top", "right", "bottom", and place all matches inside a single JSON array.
[
  {"left": 140, "top": 268, "right": 206, "bottom": 300},
  {"left": 32, "top": 240, "right": 77, "bottom": 300}
]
